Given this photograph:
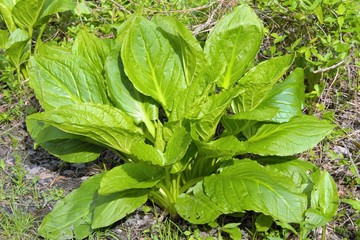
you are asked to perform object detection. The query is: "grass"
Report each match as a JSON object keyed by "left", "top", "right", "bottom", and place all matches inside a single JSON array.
[{"left": 0, "top": 0, "right": 359, "bottom": 239}]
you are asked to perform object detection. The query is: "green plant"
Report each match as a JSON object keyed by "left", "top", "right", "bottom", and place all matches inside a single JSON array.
[{"left": 26, "top": 4, "right": 338, "bottom": 239}]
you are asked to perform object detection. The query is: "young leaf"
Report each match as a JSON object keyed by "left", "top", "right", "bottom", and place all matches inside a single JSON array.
[
  {"left": 98, "top": 163, "right": 164, "bottom": 195},
  {"left": 204, "top": 159, "right": 307, "bottom": 223},
  {"left": 310, "top": 171, "right": 339, "bottom": 218},
  {"left": 27, "top": 103, "right": 144, "bottom": 154},
  {"left": 194, "top": 87, "right": 244, "bottom": 142},
  {"left": 29, "top": 55, "right": 109, "bottom": 111},
  {"left": 204, "top": 4, "right": 263, "bottom": 89},
  {"left": 130, "top": 142, "right": 166, "bottom": 166},
  {"left": 164, "top": 127, "right": 192, "bottom": 165},
  {"left": 92, "top": 189, "right": 148, "bottom": 229},
  {"left": 245, "top": 115, "right": 334, "bottom": 156},
  {"left": 26, "top": 119, "right": 103, "bottom": 163},
  {"left": 38, "top": 173, "right": 104, "bottom": 239},
  {"left": 233, "top": 54, "right": 294, "bottom": 113},
  {"left": 105, "top": 42, "right": 158, "bottom": 134},
  {"left": 175, "top": 182, "right": 222, "bottom": 224},
  {"left": 197, "top": 136, "right": 246, "bottom": 160},
  {"left": 121, "top": 16, "right": 186, "bottom": 110}
]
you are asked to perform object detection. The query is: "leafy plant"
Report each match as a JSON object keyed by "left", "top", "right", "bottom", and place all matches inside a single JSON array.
[{"left": 26, "top": 4, "right": 338, "bottom": 239}]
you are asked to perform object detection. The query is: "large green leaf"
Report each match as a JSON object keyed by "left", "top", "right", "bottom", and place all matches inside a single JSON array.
[
  {"left": 98, "top": 163, "right": 164, "bottom": 195},
  {"left": 27, "top": 103, "right": 144, "bottom": 154},
  {"left": 38, "top": 173, "right": 104, "bottom": 239},
  {"left": 29, "top": 55, "right": 109, "bottom": 111},
  {"left": 256, "top": 68, "right": 305, "bottom": 122},
  {"left": 26, "top": 119, "right": 103, "bottom": 163},
  {"left": 245, "top": 115, "right": 334, "bottom": 156},
  {"left": 11, "top": 0, "right": 75, "bottom": 29},
  {"left": 72, "top": 30, "right": 111, "bottom": 73},
  {"left": 204, "top": 4, "right": 263, "bottom": 89},
  {"left": 105, "top": 42, "right": 158, "bottom": 136},
  {"left": 153, "top": 15, "right": 205, "bottom": 86},
  {"left": 121, "top": 16, "right": 186, "bottom": 110},
  {"left": 176, "top": 182, "right": 222, "bottom": 224},
  {"left": 233, "top": 54, "right": 294, "bottom": 113},
  {"left": 204, "top": 159, "right": 307, "bottom": 223},
  {"left": 0, "top": 0, "right": 16, "bottom": 32},
  {"left": 260, "top": 157, "right": 318, "bottom": 194},
  {"left": 92, "top": 189, "right": 148, "bottom": 229}
]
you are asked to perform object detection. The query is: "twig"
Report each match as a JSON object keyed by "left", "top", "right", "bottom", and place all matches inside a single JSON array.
[
  {"left": 192, "top": 0, "right": 225, "bottom": 35},
  {"left": 313, "top": 46, "right": 354, "bottom": 74}
]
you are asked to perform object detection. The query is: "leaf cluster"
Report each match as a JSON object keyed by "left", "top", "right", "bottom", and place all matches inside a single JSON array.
[{"left": 3, "top": 3, "right": 341, "bottom": 239}]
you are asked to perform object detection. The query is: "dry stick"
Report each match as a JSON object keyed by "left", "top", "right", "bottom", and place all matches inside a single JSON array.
[
  {"left": 313, "top": 46, "right": 354, "bottom": 74},
  {"left": 192, "top": 0, "right": 225, "bottom": 35}
]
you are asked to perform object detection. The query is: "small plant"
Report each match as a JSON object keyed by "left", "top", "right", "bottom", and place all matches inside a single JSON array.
[{"left": 26, "top": 5, "right": 338, "bottom": 239}]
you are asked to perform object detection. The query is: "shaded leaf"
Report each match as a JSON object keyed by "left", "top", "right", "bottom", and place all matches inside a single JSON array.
[
  {"left": 27, "top": 103, "right": 144, "bottom": 154},
  {"left": 176, "top": 182, "right": 222, "bottom": 224},
  {"left": 26, "top": 119, "right": 102, "bottom": 163}
]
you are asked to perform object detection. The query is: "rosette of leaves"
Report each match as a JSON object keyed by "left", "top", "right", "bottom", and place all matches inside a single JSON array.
[{"left": 26, "top": 4, "right": 338, "bottom": 239}]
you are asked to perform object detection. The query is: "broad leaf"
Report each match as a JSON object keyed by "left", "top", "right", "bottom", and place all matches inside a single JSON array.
[
  {"left": 204, "top": 5, "right": 263, "bottom": 89},
  {"left": 232, "top": 54, "right": 294, "bottom": 113},
  {"left": 204, "top": 160, "right": 307, "bottom": 223},
  {"left": 254, "top": 68, "right": 305, "bottom": 123},
  {"left": 6, "top": 39, "right": 30, "bottom": 67},
  {"left": 26, "top": 119, "right": 103, "bottom": 163},
  {"left": 245, "top": 115, "right": 334, "bottom": 156},
  {"left": 230, "top": 107, "right": 279, "bottom": 121},
  {"left": 153, "top": 15, "right": 205, "bottom": 86},
  {"left": 99, "top": 163, "right": 164, "bottom": 195},
  {"left": 29, "top": 55, "right": 109, "bottom": 111},
  {"left": 310, "top": 171, "right": 338, "bottom": 218},
  {"left": 92, "top": 189, "right": 148, "bottom": 229},
  {"left": 260, "top": 157, "right": 318, "bottom": 194},
  {"left": 72, "top": 30, "right": 111, "bottom": 73},
  {"left": 130, "top": 142, "right": 166, "bottom": 166},
  {"left": 38, "top": 173, "right": 104, "bottom": 239},
  {"left": 194, "top": 87, "right": 244, "bottom": 142},
  {"left": 11, "top": 0, "right": 75, "bottom": 29},
  {"left": 197, "top": 136, "right": 246, "bottom": 159},
  {"left": 164, "top": 127, "right": 192, "bottom": 165},
  {"left": 37, "top": 41, "right": 72, "bottom": 56},
  {"left": 121, "top": 16, "right": 186, "bottom": 110},
  {"left": 176, "top": 182, "right": 222, "bottom": 224},
  {"left": 27, "top": 103, "right": 144, "bottom": 154},
  {"left": 105, "top": 42, "right": 158, "bottom": 135},
  {"left": 0, "top": 0, "right": 16, "bottom": 32}
]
